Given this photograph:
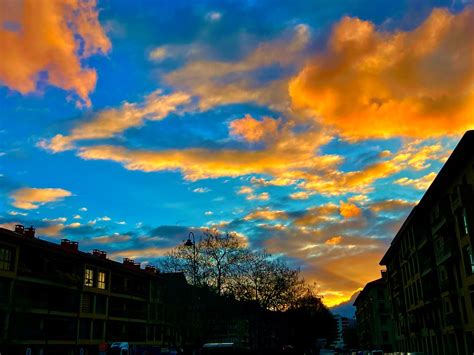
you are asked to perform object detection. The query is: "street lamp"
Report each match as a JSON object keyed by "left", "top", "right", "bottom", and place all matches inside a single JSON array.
[
  {"left": 184, "top": 231, "right": 197, "bottom": 355},
  {"left": 184, "top": 231, "right": 196, "bottom": 285}
]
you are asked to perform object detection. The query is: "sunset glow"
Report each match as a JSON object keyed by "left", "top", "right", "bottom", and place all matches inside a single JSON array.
[{"left": 1, "top": 0, "right": 473, "bottom": 307}]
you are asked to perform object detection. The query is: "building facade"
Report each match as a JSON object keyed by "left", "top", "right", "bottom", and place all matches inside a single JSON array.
[
  {"left": 380, "top": 130, "right": 474, "bottom": 354},
  {"left": 353, "top": 275, "right": 394, "bottom": 352},
  {"left": 0, "top": 225, "right": 185, "bottom": 354},
  {"left": 331, "top": 314, "right": 350, "bottom": 349},
  {"left": 0, "top": 224, "right": 287, "bottom": 354}
]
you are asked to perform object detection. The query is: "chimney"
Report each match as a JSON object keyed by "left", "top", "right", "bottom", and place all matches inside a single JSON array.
[
  {"left": 24, "top": 226, "right": 35, "bottom": 238},
  {"left": 123, "top": 258, "right": 140, "bottom": 269},
  {"left": 144, "top": 265, "right": 156, "bottom": 274},
  {"left": 14, "top": 224, "right": 25, "bottom": 235},
  {"left": 92, "top": 249, "right": 107, "bottom": 259},
  {"left": 123, "top": 258, "right": 134, "bottom": 267},
  {"left": 70, "top": 241, "right": 79, "bottom": 252},
  {"left": 61, "top": 239, "right": 79, "bottom": 252}
]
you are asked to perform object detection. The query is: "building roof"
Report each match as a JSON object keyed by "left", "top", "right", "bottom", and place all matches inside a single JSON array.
[
  {"left": 380, "top": 130, "right": 474, "bottom": 265},
  {"left": 0, "top": 226, "right": 163, "bottom": 278},
  {"left": 353, "top": 278, "right": 385, "bottom": 306}
]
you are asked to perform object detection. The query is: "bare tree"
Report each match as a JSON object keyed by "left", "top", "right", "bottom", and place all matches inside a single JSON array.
[
  {"left": 229, "top": 252, "right": 306, "bottom": 311},
  {"left": 160, "top": 229, "right": 320, "bottom": 311},
  {"left": 199, "top": 229, "right": 247, "bottom": 294},
  {"left": 160, "top": 229, "right": 247, "bottom": 294}
]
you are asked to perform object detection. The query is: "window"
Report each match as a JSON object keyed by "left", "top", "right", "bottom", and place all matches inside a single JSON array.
[
  {"left": 463, "top": 209, "right": 469, "bottom": 235},
  {"left": 98, "top": 271, "right": 106, "bottom": 290},
  {"left": 0, "top": 247, "right": 12, "bottom": 271},
  {"left": 84, "top": 268, "right": 94, "bottom": 287},
  {"left": 465, "top": 246, "right": 474, "bottom": 275}
]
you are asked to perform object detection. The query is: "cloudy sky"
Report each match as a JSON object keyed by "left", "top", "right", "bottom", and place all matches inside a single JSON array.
[{"left": 1, "top": 0, "right": 473, "bottom": 306}]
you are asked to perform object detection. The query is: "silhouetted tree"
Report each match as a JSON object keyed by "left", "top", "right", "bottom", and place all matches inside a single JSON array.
[
  {"left": 228, "top": 252, "right": 305, "bottom": 311},
  {"left": 285, "top": 286, "right": 337, "bottom": 353},
  {"left": 160, "top": 229, "right": 326, "bottom": 314},
  {"left": 199, "top": 229, "right": 248, "bottom": 294},
  {"left": 160, "top": 229, "right": 248, "bottom": 294}
]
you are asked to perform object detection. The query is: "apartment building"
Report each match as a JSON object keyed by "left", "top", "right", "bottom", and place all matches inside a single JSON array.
[
  {"left": 0, "top": 225, "right": 186, "bottom": 354},
  {"left": 353, "top": 275, "right": 394, "bottom": 352},
  {"left": 380, "top": 130, "right": 474, "bottom": 354},
  {"left": 332, "top": 314, "right": 350, "bottom": 349}
]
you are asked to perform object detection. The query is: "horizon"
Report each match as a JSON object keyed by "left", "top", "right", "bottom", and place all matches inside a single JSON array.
[{"left": 1, "top": 0, "right": 473, "bottom": 307}]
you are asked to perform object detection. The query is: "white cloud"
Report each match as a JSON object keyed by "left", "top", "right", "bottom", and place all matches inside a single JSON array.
[
  {"left": 206, "top": 11, "right": 222, "bottom": 22},
  {"left": 42, "top": 217, "right": 67, "bottom": 223},
  {"left": 193, "top": 187, "right": 211, "bottom": 193},
  {"left": 247, "top": 192, "right": 270, "bottom": 201},
  {"left": 8, "top": 211, "right": 28, "bottom": 216},
  {"left": 149, "top": 46, "right": 168, "bottom": 62}
]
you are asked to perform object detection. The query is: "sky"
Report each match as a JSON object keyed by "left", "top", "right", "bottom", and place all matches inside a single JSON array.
[{"left": 0, "top": 0, "right": 473, "bottom": 307}]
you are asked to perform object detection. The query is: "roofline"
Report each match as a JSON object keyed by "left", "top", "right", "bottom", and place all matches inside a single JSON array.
[
  {"left": 353, "top": 277, "right": 384, "bottom": 306},
  {"left": 0, "top": 227, "right": 161, "bottom": 278},
  {"left": 380, "top": 130, "right": 474, "bottom": 265}
]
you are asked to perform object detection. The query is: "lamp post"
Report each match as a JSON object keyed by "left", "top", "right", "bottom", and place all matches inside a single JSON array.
[
  {"left": 184, "top": 231, "right": 197, "bottom": 355},
  {"left": 184, "top": 231, "right": 196, "bottom": 285}
]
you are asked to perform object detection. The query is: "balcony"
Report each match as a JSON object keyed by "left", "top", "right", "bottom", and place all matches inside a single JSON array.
[
  {"left": 445, "top": 312, "right": 460, "bottom": 327},
  {"left": 439, "top": 278, "right": 456, "bottom": 294},
  {"left": 17, "top": 265, "right": 82, "bottom": 288},
  {"left": 451, "top": 184, "right": 473, "bottom": 211},
  {"left": 421, "top": 258, "right": 433, "bottom": 276},
  {"left": 434, "top": 238, "right": 456, "bottom": 264}
]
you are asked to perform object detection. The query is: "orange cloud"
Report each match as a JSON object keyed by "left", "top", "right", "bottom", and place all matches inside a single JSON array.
[
  {"left": 289, "top": 191, "right": 311, "bottom": 200},
  {"left": 243, "top": 208, "right": 287, "bottom": 221},
  {"left": 87, "top": 234, "right": 132, "bottom": 245},
  {"left": 39, "top": 90, "right": 191, "bottom": 152},
  {"left": 0, "top": 0, "right": 111, "bottom": 107},
  {"left": 77, "top": 142, "right": 340, "bottom": 181},
  {"left": 369, "top": 199, "right": 415, "bottom": 213},
  {"left": 391, "top": 142, "right": 449, "bottom": 170},
  {"left": 229, "top": 115, "right": 280, "bottom": 143},
  {"left": 237, "top": 186, "right": 254, "bottom": 195},
  {"left": 300, "top": 160, "right": 399, "bottom": 195},
  {"left": 339, "top": 201, "right": 362, "bottom": 219},
  {"left": 263, "top": 227, "right": 386, "bottom": 306},
  {"left": 289, "top": 7, "right": 474, "bottom": 139},
  {"left": 37, "top": 223, "right": 65, "bottom": 237},
  {"left": 10, "top": 187, "right": 72, "bottom": 210},
  {"left": 292, "top": 204, "right": 340, "bottom": 227},
  {"left": 325, "top": 236, "right": 343, "bottom": 245},
  {"left": 395, "top": 171, "right": 437, "bottom": 190},
  {"left": 310, "top": 251, "right": 385, "bottom": 306},
  {"left": 108, "top": 246, "right": 173, "bottom": 260},
  {"left": 246, "top": 192, "right": 270, "bottom": 201},
  {"left": 165, "top": 24, "right": 310, "bottom": 110}
]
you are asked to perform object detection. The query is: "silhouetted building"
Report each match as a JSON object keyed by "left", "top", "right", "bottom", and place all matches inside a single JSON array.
[
  {"left": 0, "top": 225, "right": 289, "bottom": 354},
  {"left": 354, "top": 274, "right": 394, "bottom": 351},
  {"left": 0, "top": 225, "right": 183, "bottom": 354},
  {"left": 380, "top": 130, "right": 474, "bottom": 354},
  {"left": 332, "top": 314, "right": 350, "bottom": 349}
]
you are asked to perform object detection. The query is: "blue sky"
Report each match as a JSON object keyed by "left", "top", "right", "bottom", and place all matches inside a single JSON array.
[{"left": 0, "top": 0, "right": 472, "bottom": 306}]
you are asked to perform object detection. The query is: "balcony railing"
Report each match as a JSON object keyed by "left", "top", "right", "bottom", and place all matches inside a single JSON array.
[
  {"left": 445, "top": 312, "right": 460, "bottom": 327},
  {"left": 435, "top": 238, "right": 455, "bottom": 263},
  {"left": 451, "top": 184, "right": 473, "bottom": 211},
  {"left": 439, "top": 278, "right": 456, "bottom": 293}
]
